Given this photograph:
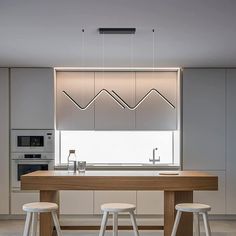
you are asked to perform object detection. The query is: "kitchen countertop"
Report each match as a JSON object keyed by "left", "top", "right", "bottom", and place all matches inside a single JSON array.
[{"left": 55, "top": 163, "right": 180, "bottom": 171}]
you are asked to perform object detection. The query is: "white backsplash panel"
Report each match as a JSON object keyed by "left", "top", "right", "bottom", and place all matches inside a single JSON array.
[{"left": 57, "top": 131, "right": 175, "bottom": 165}]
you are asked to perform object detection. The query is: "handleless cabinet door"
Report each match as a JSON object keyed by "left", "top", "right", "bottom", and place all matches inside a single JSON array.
[
  {"left": 0, "top": 68, "right": 9, "bottom": 214},
  {"left": 137, "top": 191, "right": 163, "bottom": 215},
  {"left": 226, "top": 69, "right": 236, "bottom": 214},
  {"left": 11, "top": 191, "right": 39, "bottom": 214},
  {"left": 11, "top": 68, "right": 54, "bottom": 129},
  {"left": 183, "top": 69, "right": 226, "bottom": 170},
  {"left": 193, "top": 171, "right": 225, "bottom": 214},
  {"left": 56, "top": 72, "right": 95, "bottom": 130},
  {"left": 135, "top": 72, "right": 177, "bottom": 130},
  {"left": 95, "top": 72, "right": 135, "bottom": 130},
  {"left": 60, "top": 191, "right": 93, "bottom": 214}
]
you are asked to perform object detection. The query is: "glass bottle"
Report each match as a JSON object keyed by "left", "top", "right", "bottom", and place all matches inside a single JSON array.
[{"left": 67, "top": 149, "right": 77, "bottom": 173}]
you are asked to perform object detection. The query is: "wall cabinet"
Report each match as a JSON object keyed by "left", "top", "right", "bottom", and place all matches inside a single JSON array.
[
  {"left": 56, "top": 71, "right": 178, "bottom": 131},
  {"left": 183, "top": 69, "right": 226, "bottom": 170},
  {"left": 136, "top": 72, "right": 177, "bottom": 130},
  {"left": 95, "top": 72, "right": 135, "bottom": 130},
  {"left": 60, "top": 191, "right": 93, "bottom": 215},
  {"left": 11, "top": 191, "right": 39, "bottom": 214},
  {"left": 0, "top": 68, "right": 9, "bottom": 214},
  {"left": 226, "top": 69, "right": 236, "bottom": 214},
  {"left": 11, "top": 68, "right": 54, "bottom": 129},
  {"left": 56, "top": 72, "right": 95, "bottom": 130}
]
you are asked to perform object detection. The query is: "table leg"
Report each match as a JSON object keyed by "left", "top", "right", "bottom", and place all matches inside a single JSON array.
[
  {"left": 164, "top": 191, "right": 193, "bottom": 236},
  {"left": 40, "top": 190, "right": 59, "bottom": 236}
]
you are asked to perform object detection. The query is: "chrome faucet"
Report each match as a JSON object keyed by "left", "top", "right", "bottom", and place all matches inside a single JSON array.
[{"left": 149, "top": 147, "right": 160, "bottom": 164}]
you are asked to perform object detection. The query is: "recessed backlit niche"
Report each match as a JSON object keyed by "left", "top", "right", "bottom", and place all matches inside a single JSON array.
[{"left": 55, "top": 69, "right": 180, "bottom": 166}]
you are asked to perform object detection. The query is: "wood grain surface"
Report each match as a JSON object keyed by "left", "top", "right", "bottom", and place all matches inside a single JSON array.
[{"left": 21, "top": 170, "right": 218, "bottom": 191}]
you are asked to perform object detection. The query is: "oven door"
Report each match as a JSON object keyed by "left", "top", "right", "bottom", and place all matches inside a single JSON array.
[{"left": 11, "top": 160, "right": 54, "bottom": 190}]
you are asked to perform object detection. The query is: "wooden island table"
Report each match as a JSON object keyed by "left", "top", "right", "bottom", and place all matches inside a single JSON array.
[{"left": 21, "top": 170, "right": 218, "bottom": 236}]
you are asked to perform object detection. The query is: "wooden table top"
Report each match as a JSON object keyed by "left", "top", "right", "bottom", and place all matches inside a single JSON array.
[{"left": 21, "top": 170, "right": 218, "bottom": 191}]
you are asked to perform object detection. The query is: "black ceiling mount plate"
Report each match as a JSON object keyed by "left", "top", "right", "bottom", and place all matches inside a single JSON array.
[{"left": 98, "top": 28, "right": 136, "bottom": 34}]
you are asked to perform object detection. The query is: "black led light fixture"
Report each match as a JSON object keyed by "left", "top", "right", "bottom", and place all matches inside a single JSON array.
[{"left": 98, "top": 28, "right": 136, "bottom": 34}]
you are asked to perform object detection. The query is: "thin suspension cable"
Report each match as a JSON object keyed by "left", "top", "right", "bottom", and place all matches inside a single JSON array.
[
  {"left": 102, "top": 31, "right": 105, "bottom": 87},
  {"left": 81, "top": 29, "right": 85, "bottom": 67},
  {"left": 102, "top": 32, "right": 105, "bottom": 71},
  {"left": 130, "top": 32, "right": 134, "bottom": 68},
  {"left": 152, "top": 29, "right": 155, "bottom": 71}
]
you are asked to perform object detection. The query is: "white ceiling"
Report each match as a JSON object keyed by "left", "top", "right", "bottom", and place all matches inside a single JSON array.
[{"left": 0, "top": 0, "right": 236, "bottom": 67}]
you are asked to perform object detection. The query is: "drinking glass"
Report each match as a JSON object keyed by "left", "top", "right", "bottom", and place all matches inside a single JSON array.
[{"left": 78, "top": 161, "right": 86, "bottom": 173}]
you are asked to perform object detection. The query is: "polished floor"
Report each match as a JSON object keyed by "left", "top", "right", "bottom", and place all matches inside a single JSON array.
[{"left": 0, "top": 220, "right": 236, "bottom": 236}]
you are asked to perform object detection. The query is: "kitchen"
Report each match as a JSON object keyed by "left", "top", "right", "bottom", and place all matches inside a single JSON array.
[{"left": 0, "top": 1, "right": 236, "bottom": 236}]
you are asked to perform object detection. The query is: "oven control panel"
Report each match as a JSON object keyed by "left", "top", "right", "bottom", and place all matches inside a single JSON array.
[{"left": 11, "top": 153, "right": 54, "bottom": 160}]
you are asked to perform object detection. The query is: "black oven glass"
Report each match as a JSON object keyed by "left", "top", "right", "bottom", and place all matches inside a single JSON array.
[
  {"left": 17, "top": 136, "right": 44, "bottom": 147},
  {"left": 17, "top": 164, "right": 48, "bottom": 181}
]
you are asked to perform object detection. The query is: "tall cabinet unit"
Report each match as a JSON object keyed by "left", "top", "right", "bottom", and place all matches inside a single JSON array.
[
  {"left": 226, "top": 69, "right": 236, "bottom": 214},
  {"left": 0, "top": 68, "right": 9, "bottom": 214},
  {"left": 11, "top": 68, "right": 54, "bottom": 129},
  {"left": 10, "top": 68, "right": 54, "bottom": 214},
  {"left": 182, "top": 69, "right": 226, "bottom": 214}
]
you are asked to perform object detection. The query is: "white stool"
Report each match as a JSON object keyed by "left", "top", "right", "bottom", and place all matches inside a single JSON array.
[
  {"left": 99, "top": 203, "right": 139, "bottom": 236},
  {"left": 171, "top": 203, "right": 212, "bottom": 236},
  {"left": 22, "top": 202, "right": 62, "bottom": 236}
]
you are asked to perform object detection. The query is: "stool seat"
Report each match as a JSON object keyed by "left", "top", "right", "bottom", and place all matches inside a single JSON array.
[
  {"left": 22, "top": 202, "right": 62, "bottom": 236},
  {"left": 99, "top": 203, "right": 139, "bottom": 236},
  {"left": 101, "top": 203, "right": 136, "bottom": 213},
  {"left": 23, "top": 202, "right": 58, "bottom": 213},
  {"left": 175, "top": 203, "right": 211, "bottom": 213}
]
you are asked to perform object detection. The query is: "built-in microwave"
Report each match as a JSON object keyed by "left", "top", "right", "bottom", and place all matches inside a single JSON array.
[{"left": 11, "top": 130, "right": 54, "bottom": 153}]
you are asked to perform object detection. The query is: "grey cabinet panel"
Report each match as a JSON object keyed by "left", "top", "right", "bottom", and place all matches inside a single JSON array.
[
  {"left": 56, "top": 72, "right": 95, "bottom": 130},
  {"left": 0, "top": 68, "right": 9, "bottom": 214},
  {"left": 60, "top": 191, "right": 93, "bottom": 214},
  {"left": 95, "top": 72, "right": 135, "bottom": 130},
  {"left": 183, "top": 69, "right": 226, "bottom": 170},
  {"left": 137, "top": 191, "right": 163, "bottom": 215},
  {"left": 226, "top": 69, "right": 236, "bottom": 214},
  {"left": 193, "top": 171, "right": 225, "bottom": 214},
  {"left": 11, "top": 68, "right": 54, "bottom": 129},
  {"left": 136, "top": 72, "right": 177, "bottom": 130}
]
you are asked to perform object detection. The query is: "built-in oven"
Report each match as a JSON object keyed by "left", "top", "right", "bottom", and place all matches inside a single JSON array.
[
  {"left": 11, "top": 129, "right": 54, "bottom": 153},
  {"left": 11, "top": 153, "right": 54, "bottom": 190}
]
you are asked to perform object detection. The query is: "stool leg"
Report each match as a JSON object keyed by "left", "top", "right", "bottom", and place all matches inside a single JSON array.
[
  {"left": 129, "top": 211, "right": 139, "bottom": 236},
  {"left": 202, "top": 212, "right": 211, "bottom": 236},
  {"left": 99, "top": 211, "right": 109, "bottom": 236},
  {"left": 51, "top": 211, "right": 63, "bottom": 236},
  {"left": 31, "top": 212, "right": 38, "bottom": 236},
  {"left": 171, "top": 210, "right": 182, "bottom": 236},
  {"left": 23, "top": 212, "right": 32, "bottom": 236},
  {"left": 193, "top": 212, "right": 200, "bottom": 236},
  {"left": 113, "top": 213, "right": 118, "bottom": 236}
]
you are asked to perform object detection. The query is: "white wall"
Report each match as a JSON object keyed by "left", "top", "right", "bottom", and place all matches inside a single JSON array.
[{"left": 0, "top": 68, "right": 9, "bottom": 214}]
